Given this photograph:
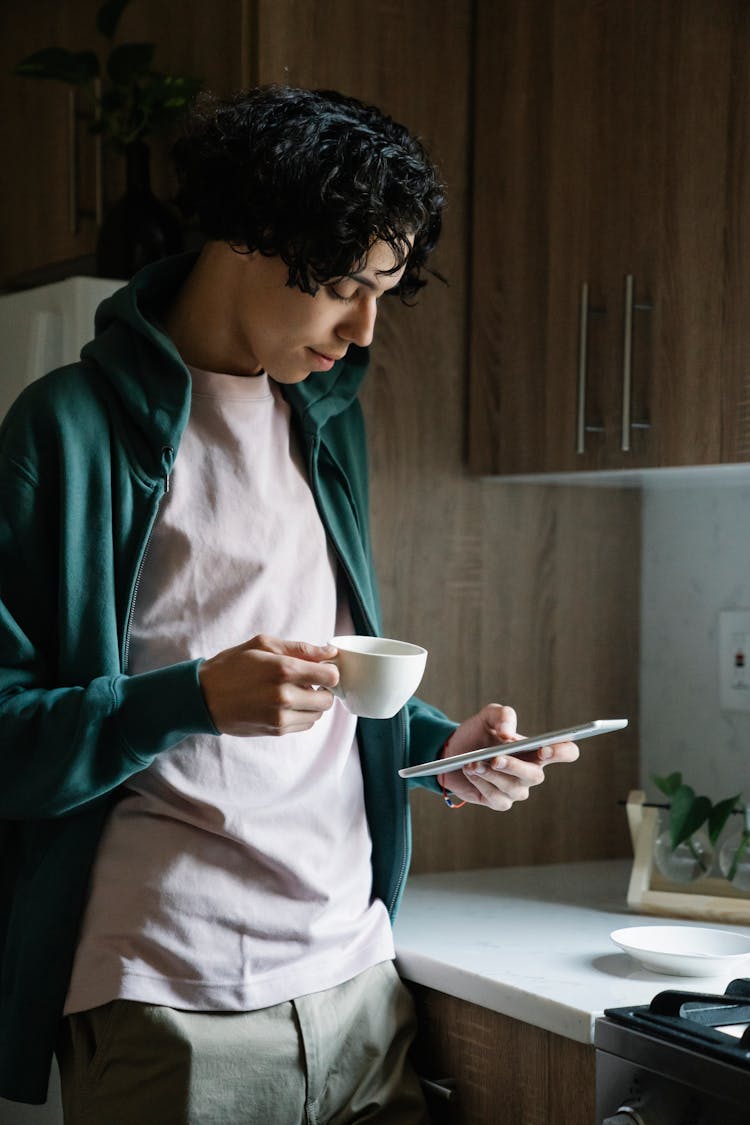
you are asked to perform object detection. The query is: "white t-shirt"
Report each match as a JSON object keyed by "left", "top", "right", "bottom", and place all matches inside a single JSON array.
[{"left": 64, "top": 367, "right": 393, "bottom": 1015}]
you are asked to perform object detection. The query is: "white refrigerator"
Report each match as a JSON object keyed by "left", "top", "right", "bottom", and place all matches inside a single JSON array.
[
  {"left": 0, "top": 275, "right": 120, "bottom": 1124},
  {"left": 0, "top": 275, "right": 123, "bottom": 422}
]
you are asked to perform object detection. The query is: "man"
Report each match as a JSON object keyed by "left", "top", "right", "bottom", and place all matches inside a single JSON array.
[{"left": 0, "top": 86, "right": 578, "bottom": 1123}]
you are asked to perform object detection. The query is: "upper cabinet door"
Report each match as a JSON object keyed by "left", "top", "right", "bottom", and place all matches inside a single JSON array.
[
  {"left": 0, "top": 1, "right": 104, "bottom": 285},
  {"left": 469, "top": 0, "right": 603, "bottom": 475},
  {"left": 609, "top": 1, "right": 735, "bottom": 470},
  {"left": 0, "top": 0, "right": 248, "bottom": 288},
  {"left": 468, "top": 0, "right": 740, "bottom": 475}
]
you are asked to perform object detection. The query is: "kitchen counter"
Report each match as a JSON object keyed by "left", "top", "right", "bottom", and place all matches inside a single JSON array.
[{"left": 393, "top": 858, "right": 750, "bottom": 1045}]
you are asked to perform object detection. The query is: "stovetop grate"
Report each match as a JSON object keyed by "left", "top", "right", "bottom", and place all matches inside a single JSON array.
[{"left": 604, "top": 977, "right": 750, "bottom": 1068}]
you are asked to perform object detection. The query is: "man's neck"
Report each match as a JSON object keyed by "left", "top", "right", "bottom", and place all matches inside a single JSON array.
[{"left": 162, "top": 242, "right": 263, "bottom": 376}]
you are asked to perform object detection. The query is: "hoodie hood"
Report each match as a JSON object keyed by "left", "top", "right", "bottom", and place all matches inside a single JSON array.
[
  {"left": 81, "top": 253, "right": 197, "bottom": 461},
  {"left": 80, "top": 251, "right": 370, "bottom": 467}
]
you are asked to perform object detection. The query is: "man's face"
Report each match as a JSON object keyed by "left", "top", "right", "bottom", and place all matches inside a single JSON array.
[{"left": 227, "top": 239, "right": 409, "bottom": 382}]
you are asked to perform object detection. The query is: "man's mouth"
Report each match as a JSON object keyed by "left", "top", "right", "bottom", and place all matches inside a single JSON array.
[{"left": 311, "top": 348, "right": 346, "bottom": 362}]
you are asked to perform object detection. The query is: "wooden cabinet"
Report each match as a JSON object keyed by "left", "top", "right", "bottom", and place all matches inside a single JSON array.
[
  {"left": 0, "top": 0, "right": 248, "bottom": 288},
  {"left": 0, "top": 2, "right": 102, "bottom": 286},
  {"left": 251, "top": 0, "right": 639, "bottom": 876},
  {"left": 468, "top": 0, "right": 750, "bottom": 475},
  {"left": 408, "top": 984, "right": 595, "bottom": 1124}
]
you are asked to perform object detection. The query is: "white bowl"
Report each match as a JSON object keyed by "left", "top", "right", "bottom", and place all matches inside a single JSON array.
[{"left": 610, "top": 925, "right": 750, "bottom": 976}]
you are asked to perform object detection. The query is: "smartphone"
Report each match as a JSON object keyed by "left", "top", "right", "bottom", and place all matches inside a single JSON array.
[{"left": 398, "top": 718, "right": 628, "bottom": 779}]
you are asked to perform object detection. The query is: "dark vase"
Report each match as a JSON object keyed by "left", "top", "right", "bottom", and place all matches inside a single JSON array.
[{"left": 96, "top": 140, "right": 184, "bottom": 280}]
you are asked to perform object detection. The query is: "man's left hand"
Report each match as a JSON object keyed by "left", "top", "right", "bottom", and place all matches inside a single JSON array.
[{"left": 437, "top": 704, "right": 579, "bottom": 811}]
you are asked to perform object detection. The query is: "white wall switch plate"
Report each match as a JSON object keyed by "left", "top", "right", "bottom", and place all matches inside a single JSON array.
[{"left": 719, "top": 609, "right": 750, "bottom": 712}]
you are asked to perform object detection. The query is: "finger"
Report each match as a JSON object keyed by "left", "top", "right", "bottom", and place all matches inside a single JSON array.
[
  {"left": 459, "top": 768, "right": 523, "bottom": 811},
  {"left": 472, "top": 697, "right": 519, "bottom": 742},
  {"left": 481, "top": 703, "right": 518, "bottom": 741},
  {"left": 247, "top": 644, "right": 339, "bottom": 689},
  {"left": 249, "top": 635, "right": 338, "bottom": 664},
  {"left": 250, "top": 690, "right": 335, "bottom": 735},
  {"left": 534, "top": 740, "right": 580, "bottom": 764},
  {"left": 288, "top": 685, "right": 336, "bottom": 713},
  {"left": 280, "top": 639, "right": 339, "bottom": 664},
  {"left": 466, "top": 761, "right": 536, "bottom": 800},
  {"left": 277, "top": 655, "right": 339, "bottom": 689},
  {"left": 485, "top": 754, "right": 545, "bottom": 786},
  {"left": 496, "top": 707, "right": 518, "bottom": 741},
  {"left": 272, "top": 680, "right": 337, "bottom": 714},
  {"left": 256, "top": 714, "right": 328, "bottom": 736}
]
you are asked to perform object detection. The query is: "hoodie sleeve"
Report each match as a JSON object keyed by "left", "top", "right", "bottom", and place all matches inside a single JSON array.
[
  {"left": 404, "top": 695, "right": 459, "bottom": 795},
  {"left": 0, "top": 451, "right": 218, "bottom": 821}
]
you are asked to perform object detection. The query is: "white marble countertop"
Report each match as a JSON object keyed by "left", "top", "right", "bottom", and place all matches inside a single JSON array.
[{"left": 392, "top": 859, "right": 750, "bottom": 1045}]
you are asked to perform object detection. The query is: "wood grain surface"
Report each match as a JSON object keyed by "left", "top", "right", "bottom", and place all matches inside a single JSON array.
[
  {"left": 469, "top": 0, "right": 748, "bottom": 474},
  {"left": 0, "top": 0, "right": 248, "bottom": 284},
  {"left": 409, "top": 983, "right": 595, "bottom": 1124},
  {"left": 255, "top": 0, "right": 640, "bottom": 872}
]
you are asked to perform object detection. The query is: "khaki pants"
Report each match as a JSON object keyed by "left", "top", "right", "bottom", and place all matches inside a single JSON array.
[{"left": 57, "top": 961, "right": 430, "bottom": 1125}]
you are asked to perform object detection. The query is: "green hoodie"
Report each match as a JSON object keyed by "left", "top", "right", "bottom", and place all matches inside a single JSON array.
[{"left": 0, "top": 252, "right": 456, "bottom": 1105}]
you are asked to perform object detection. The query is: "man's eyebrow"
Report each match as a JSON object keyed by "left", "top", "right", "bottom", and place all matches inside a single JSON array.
[
  {"left": 346, "top": 271, "right": 400, "bottom": 292},
  {"left": 345, "top": 273, "right": 378, "bottom": 290}
]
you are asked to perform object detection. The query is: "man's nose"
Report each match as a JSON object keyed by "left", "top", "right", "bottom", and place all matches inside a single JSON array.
[{"left": 338, "top": 299, "right": 377, "bottom": 347}]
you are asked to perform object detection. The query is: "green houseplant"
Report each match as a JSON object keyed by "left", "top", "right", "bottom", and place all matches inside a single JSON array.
[
  {"left": 14, "top": 0, "right": 203, "bottom": 277},
  {"left": 652, "top": 771, "right": 741, "bottom": 882}
]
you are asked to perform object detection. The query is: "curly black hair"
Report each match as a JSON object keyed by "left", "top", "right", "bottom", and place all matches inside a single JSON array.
[{"left": 171, "top": 86, "right": 445, "bottom": 300}]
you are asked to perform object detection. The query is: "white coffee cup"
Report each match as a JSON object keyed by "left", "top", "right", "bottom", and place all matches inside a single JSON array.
[{"left": 328, "top": 635, "right": 428, "bottom": 719}]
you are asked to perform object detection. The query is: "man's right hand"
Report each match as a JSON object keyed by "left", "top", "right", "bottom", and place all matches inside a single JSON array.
[{"left": 198, "top": 635, "right": 340, "bottom": 736}]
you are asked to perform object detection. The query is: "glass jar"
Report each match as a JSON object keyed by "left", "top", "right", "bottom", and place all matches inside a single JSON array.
[
  {"left": 653, "top": 817, "right": 714, "bottom": 883},
  {"left": 718, "top": 824, "right": 750, "bottom": 892}
]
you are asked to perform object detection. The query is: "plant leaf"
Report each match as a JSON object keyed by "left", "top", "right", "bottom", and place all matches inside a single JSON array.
[
  {"left": 106, "top": 42, "right": 155, "bottom": 86},
  {"left": 97, "top": 0, "right": 133, "bottom": 39},
  {"left": 14, "top": 48, "right": 99, "bottom": 86},
  {"left": 670, "top": 785, "right": 711, "bottom": 848},
  {"left": 707, "top": 794, "right": 741, "bottom": 845},
  {"left": 144, "top": 73, "right": 204, "bottom": 113},
  {"left": 653, "top": 771, "right": 682, "bottom": 797}
]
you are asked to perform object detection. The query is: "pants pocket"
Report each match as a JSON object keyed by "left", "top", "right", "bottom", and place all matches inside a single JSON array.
[{"left": 59, "top": 1000, "right": 123, "bottom": 1121}]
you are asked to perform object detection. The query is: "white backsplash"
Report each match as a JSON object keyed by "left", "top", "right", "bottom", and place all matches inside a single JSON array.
[{"left": 641, "top": 474, "right": 750, "bottom": 805}]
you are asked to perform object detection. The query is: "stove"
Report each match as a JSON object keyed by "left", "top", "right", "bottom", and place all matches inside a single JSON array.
[{"left": 595, "top": 978, "right": 750, "bottom": 1124}]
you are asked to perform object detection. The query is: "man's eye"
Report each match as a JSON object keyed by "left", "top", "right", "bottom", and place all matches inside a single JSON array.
[{"left": 327, "top": 285, "right": 357, "bottom": 304}]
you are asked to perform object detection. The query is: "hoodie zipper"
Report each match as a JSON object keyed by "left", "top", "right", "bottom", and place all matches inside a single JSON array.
[
  {"left": 121, "top": 445, "right": 174, "bottom": 671},
  {"left": 387, "top": 707, "right": 410, "bottom": 916},
  {"left": 307, "top": 433, "right": 410, "bottom": 916},
  {"left": 306, "top": 434, "right": 374, "bottom": 634}
]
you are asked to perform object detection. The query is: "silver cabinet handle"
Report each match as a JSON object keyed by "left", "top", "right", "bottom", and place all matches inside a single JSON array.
[
  {"left": 419, "top": 1076, "right": 456, "bottom": 1102},
  {"left": 576, "top": 282, "right": 606, "bottom": 453},
  {"left": 576, "top": 281, "right": 589, "bottom": 453},
  {"left": 68, "top": 89, "right": 78, "bottom": 236},
  {"left": 621, "top": 274, "right": 634, "bottom": 451},
  {"left": 68, "top": 84, "right": 104, "bottom": 234},
  {"left": 621, "top": 274, "right": 653, "bottom": 451},
  {"left": 94, "top": 78, "right": 103, "bottom": 226}
]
